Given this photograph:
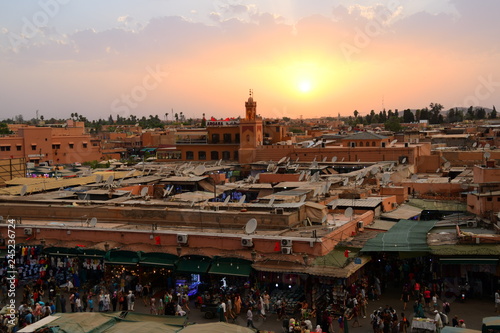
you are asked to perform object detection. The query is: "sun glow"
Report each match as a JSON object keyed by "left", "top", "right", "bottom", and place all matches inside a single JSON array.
[{"left": 298, "top": 80, "right": 312, "bottom": 93}]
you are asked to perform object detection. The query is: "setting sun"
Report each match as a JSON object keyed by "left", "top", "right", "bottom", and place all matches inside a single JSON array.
[{"left": 298, "top": 80, "right": 312, "bottom": 93}]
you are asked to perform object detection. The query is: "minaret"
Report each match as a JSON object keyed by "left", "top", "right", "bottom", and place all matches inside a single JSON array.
[
  {"left": 239, "top": 90, "right": 263, "bottom": 163},
  {"left": 245, "top": 89, "right": 257, "bottom": 121}
]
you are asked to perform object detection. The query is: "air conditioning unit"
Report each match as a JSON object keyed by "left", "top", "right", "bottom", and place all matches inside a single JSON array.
[
  {"left": 357, "top": 221, "right": 363, "bottom": 229},
  {"left": 177, "top": 233, "right": 188, "bottom": 244},
  {"left": 24, "top": 228, "right": 33, "bottom": 235},
  {"left": 281, "top": 247, "right": 292, "bottom": 255},
  {"left": 275, "top": 208, "right": 284, "bottom": 215},
  {"left": 466, "top": 221, "right": 477, "bottom": 228},
  {"left": 241, "top": 238, "right": 253, "bottom": 247},
  {"left": 281, "top": 239, "right": 292, "bottom": 247}
]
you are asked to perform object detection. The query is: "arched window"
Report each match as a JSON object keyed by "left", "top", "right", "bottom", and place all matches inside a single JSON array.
[
  {"left": 198, "top": 151, "right": 206, "bottom": 160},
  {"left": 222, "top": 151, "right": 231, "bottom": 160},
  {"left": 359, "top": 142, "right": 364, "bottom": 147},
  {"left": 186, "top": 151, "right": 194, "bottom": 160},
  {"left": 372, "top": 141, "right": 376, "bottom": 147}
]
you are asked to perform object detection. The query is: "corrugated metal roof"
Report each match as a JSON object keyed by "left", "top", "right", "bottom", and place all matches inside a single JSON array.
[
  {"left": 380, "top": 204, "right": 422, "bottom": 220},
  {"left": 327, "top": 198, "right": 382, "bottom": 208},
  {"left": 361, "top": 219, "right": 436, "bottom": 252}
]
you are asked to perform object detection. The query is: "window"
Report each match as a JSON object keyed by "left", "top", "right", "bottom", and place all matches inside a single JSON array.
[
  {"left": 234, "top": 151, "right": 239, "bottom": 160},
  {"left": 235, "top": 134, "right": 240, "bottom": 143},
  {"left": 0, "top": 146, "right": 10, "bottom": 151},
  {"left": 223, "top": 133, "right": 231, "bottom": 143},
  {"left": 83, "top": 143, "right": 88, "bottom": 148},
  {"left": 16, "top": 146, "right": 21, "bottom": 151},
  {"left": 52, "top": 144, "right": 61, "bottom": 149},
  {"left": 372, "top": 142, "right": 376, "bottom": 147},
  {"left": 198, "top": 151, "right": 206, "bottom": 160},
  {"left": 210, "top": 151, "right": 219, "bottom": 160},
  {"left": 211, "top": 134, "right": 220, "bottom": 144},
  {"left": 69, "top": 143, "right": 74, "bottom": 149},
  {"left": 487, "top": 197, "right": 493, "bottom": 202},
  {"left": 186, "top": 151, "right": 194, "bottom": 160},
  {"left": 359, "top": 142, "right": 363, "bottom": 147},
  {"left": 31, "top": 145, "right": 36, "bottom": 151},
  {"left": 276, "top": 127, "right": 280, "bottom": 132},
  {"left": 222, "top": 151, "right": 230, "bottom": 160}
]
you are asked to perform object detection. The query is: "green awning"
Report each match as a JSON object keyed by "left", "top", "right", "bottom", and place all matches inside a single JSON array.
[
  {"left": 78, "top": 248, "right": 106, "bottom": 258},
  {"left": 440, "top": 258, "right": 499, "bottom": 265},
  {"left": 361, "top": 219, "right": 437, "bottom": 252},
  {"left": 140, "top": 252, "right": 177, "bottom": 268},
  {"left": 176, "top": 256, "right": 211, "bottom": 273},
  {"left": 44, "top": 247, "right": 81, "bottom": 256},
  {"left": 105, "top": 250, "right": 142, "bottom": 265},
  {"left": 208, "top": 258, "right": 252, "bottom": 277}
]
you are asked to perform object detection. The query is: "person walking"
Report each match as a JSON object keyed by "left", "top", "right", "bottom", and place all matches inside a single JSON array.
[
  {"left": 127, "top": 290, "right": 135, "bottom": 311},
  {"left": 247, "top": 306, "right": 257, "bottom": 330}
]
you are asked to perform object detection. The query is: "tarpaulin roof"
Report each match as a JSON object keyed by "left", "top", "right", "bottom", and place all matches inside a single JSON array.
[
  {"left": 179, "top": 322, "right": 254, "bottom": 333},
  {"left": 361, "top": 219, "right": 436, "bottom": 252},
  {"left": 24, "top": 312, "right": 185, "bottom": 333}
]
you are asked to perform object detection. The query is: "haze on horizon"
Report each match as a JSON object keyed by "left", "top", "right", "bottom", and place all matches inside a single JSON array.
[{"left": 0, "top": 0, "right": 499, "bottom": 122}]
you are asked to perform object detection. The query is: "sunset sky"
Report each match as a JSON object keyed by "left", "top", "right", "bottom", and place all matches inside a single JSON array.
[{"left": 1, "top": 0, "right": 499, "bottom": 121}]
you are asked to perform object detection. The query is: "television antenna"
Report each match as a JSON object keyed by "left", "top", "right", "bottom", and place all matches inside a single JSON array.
[{"left": 245, "top": 218, "right": 258, "bottom": 235}]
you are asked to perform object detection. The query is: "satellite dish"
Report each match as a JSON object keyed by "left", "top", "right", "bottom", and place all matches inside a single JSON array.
[
  {"left": 485, "top": 143, "right": 491, "bottom": 149},
  {"left": 223, "top": 195, "right": 231, "bottom": 206},
  {"left": 95, "top": 174, "right": 103, "bottom": 183},
  {"left": 411, "top": 174, "right": 418, "bottom": 182},
  {"left": 89, "top": 217, "right": 97, "bottom": 227},
  {"left": 218, "top": 159, "right": 223, "bottom": 166},
  {"left": 401, "top": 157, "right": 407, "bottom": 164},
  {"left": 106, "top": 175, "right": 114, "bottom": 184},
  {"left": 331, "top": 156, "right": 337, "bottom": 163},
  {"left": 20, "top": 185, "right": 27, "bottom": 196},
  {"left": 124, "top": 170, "right": 135, "bottom": 178},
  {"left": 484, "top": 152, "right": 491, "bottom": 159},
  {"left": 347, "top": 126, "right": 352, "bottom": 131},
  {"left": 245, "top": 218, "right": 258, "bottom": 234},
  {"left": 472, "top": 142, "right": 477, "bottom": 148},
  {"left": 330, "top": 200, "right": 338, "bottom": 210},
  {"left": 342, "top": 178, "right": 349, "bottom": 186},
  {"left": 254, "top": 173, "right": 260, "bottom": 183},
  {"left": 345, "top": 207, "right": 353, "bottom": 218},
  {"left": 268, "top": 197, "right": 275, "bottom": 206},
  {"left": 190, "top": 200, "right": 196, "bottom": 207},
  {"left": 193, "top": 165, "right": 206, "bottom": 176},
  {"left": 370, "top": 167, "right": 379, "bottom": 175},
  {"left": 436, "top": 168, "right": 441, "bottom": 173},
  {"left": 299, "top": 195, "right": 306, "bottom": 203},
  {"left": 322, "top": 157, "right": 327, "bottom": 162},
  {"left": 266, "top": 164, "right": 273, "bottom": 172},
  {"left": 444, "top": 161, "right": 451, "bottom": 169},
  {"left": 497, "top": 211, "right": 500, "bottom": 220},
  {"left": 239, "top": 194, "right": 246, "bottom": 204},
  {"left": 321, "top": 215, "right": 327, "bottom": 223},
  {"left": 298, "top": 171, "right": 305, "bottom": 181},
  {"left": 140, "top": 187, "right": 148, "bottom": 197},
  {"left": 356, "top": 179, "right": 364, "bottom": 186},
  {"left": 278, "top": 156, "right": 287, "bottom": 165},
  {"left": 382, "top": 173, "right": 391, "bottom": 182},
  {"left": 390, "top": 139, "right": 398, "bottom": 147},
  {"left": 341, "top": 157, "right": 345, "bottom": 162}
]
